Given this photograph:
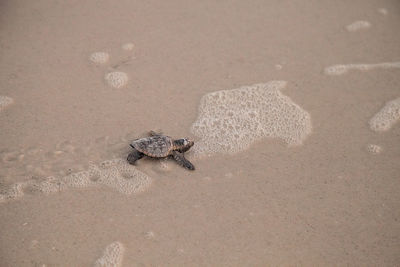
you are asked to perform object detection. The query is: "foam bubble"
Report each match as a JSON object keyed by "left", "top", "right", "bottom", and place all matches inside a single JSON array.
[
  {"left": 94, "top": 242, "right": 125, "bottom": 267},
  {"left": 0, "top": 96, "right": 14, "bottom": 111},
  {"left": 90, "top": 52, "right": 110, "bottom": 64},
  {"left": 378, "top": 8, "right": 388, "bottom": 15},
  {"left": 190, "top": 81, "right": 312, "bottom": 155},
  {"left": 369, "top": 97, "right": 400, "bottom": 132},
  {"left": 122, "top": 43, "right": 135, "bottom": 51},
  {"left": 104, "top": 72, "right": 128, "bottom": 88},
  {"left": 345, "top": 21, "right": 371, "bottom": 32},
  {"left": 324, "top": 62, "right": 400, "bottom": 76},
  {"left": 367, "top": 144, "right": 382, "bottom": 154}
]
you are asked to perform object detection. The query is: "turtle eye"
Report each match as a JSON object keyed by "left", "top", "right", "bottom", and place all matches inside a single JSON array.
[{"left": 183, "top": 139, "right": 188, "bottom": 145}]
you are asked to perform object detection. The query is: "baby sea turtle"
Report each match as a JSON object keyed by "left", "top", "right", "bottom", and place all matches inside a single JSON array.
[{"left": 127, "top": 131, "right": 195, "bottom": 170}]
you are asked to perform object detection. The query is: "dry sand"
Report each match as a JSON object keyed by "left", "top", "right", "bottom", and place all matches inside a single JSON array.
[{"left": 1, "top": 0, "right": 400, "bottom": 266}]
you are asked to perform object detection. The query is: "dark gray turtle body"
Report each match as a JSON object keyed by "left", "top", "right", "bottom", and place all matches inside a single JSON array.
[
  {"left": 131, "top": 135, "right": 173, "bottom": 157},
  {"left": 127, "top": 132, "right": 195, "bottom": 170}
]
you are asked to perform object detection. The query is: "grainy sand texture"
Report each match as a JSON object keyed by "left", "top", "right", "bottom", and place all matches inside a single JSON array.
[{"left": 0, "top": 0, "right": 400, "bottom": 266}]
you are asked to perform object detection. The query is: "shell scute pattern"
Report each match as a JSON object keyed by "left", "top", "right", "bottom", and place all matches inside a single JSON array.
[{"left": 131, "top": 135, "right": 173, "bottom": 157}]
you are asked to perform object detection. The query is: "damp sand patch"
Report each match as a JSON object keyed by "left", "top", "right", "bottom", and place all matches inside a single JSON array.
[{"left": 190, "top": 81, "right": 312, "bottom": 155}]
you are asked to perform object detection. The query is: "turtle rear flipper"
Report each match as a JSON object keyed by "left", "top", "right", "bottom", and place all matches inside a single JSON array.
[
  {"left": 172, "top": 151, "right": 195, "bottom": 171},
  {"left": 127, "top": 148, "right": 144, "bottom": 165}
]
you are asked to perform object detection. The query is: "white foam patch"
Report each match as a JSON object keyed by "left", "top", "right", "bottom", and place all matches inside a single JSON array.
[
  {"left": 122, "top": 43, "right": 135, "bottom": 51},
  {"left": 367, "top": 144, "right": 382, "bottom": 154},
  {"left": 0, "top": 96, "right": 14, "bottom": 111},
  {"left": 324, "top": 62, "right": 400, "bottom": 75},
  {"left": 378, "top": 8, "right": 388, "bottom": 15},
  {"left": 90, "top": 52, "right": 110, "bottom": 64},
  {"left": 369, "top": 97, "right": 400, "bottom": 132},
  {"left": 104, "top": 72, "right": 128, "bottom": 88},
  {"left": 0, "top": 159, "right": 151, "bottom": 204},
  {"left": 94, "top": 242, "right": 125, "bottom": 267},
  {"left": 190, "top": 81, "right": 312, "bottom": 155},
  {"left": 345, "top": 21, "right": 371, "bottom": 32}
]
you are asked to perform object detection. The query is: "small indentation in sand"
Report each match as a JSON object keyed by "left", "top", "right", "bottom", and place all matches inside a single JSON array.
[
  {"left": 367, "top": 144, "right": 382, "bottom": 154},
  {"left": 104, "top": 72, "right": 128, "bottom": 88},
  {"left": 122, "top": 43, "right": 135, "bottom": 51},
  {"left": 190, "top": 81, "right": 312, "bottom": 155},
  {"left": 90, "top": 52, "right": 110, "bottom": 64},
  {"left": 369, "top": 97, "right": 400, "bottom": 132},
  {"left": 0, "top": 96, "right": 14, "bottom": 111},
  {"left": 345, "top": 21, "right": 371, "bottom": 32},
  {"left": 324, "top": 62, "right": 400, "bottom": 75},
  {"left": 94, "top": 242, "right": 125, "bottom": 267}
]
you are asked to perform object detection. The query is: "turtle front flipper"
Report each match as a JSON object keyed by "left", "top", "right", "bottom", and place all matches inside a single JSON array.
[
  {"left": 127, "top": 148, "right": 144, "bottom": 165},
  {"left": 172, "top": 151, "right": 195, "bottom": 170}
]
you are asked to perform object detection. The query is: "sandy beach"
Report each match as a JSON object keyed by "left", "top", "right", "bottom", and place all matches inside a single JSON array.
[{"left": 1, "top": 0, "right": 400, "bottom": 266}]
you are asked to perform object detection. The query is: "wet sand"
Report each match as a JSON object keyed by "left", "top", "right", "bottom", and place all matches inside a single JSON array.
[{"left": 1, "top": 0, "right": 400, "bottom": 266}]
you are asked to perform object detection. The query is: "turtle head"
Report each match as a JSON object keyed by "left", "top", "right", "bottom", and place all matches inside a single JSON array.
[{"left": 173, "top": 138, "right": 194, "bottom": 153}]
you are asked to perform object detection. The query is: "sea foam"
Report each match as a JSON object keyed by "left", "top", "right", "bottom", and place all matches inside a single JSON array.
[
  {"left": 90, "top": 52, "right": 110, "bottom": 64},
  {"left": 367, "top": 144, "right": 382, "bottom": 154},
  {"left": 0, "top": 159, "right": 151, "bottom": 204},
  {"left": 0, "top": 96, "right": 14, "bottom": 111},
  {"left": 93, "top": 242, "right": 125, "bottom": 267},
  {"left": 345, "top": 21, "right": 371, "bottom": 32},
  {"left": 0, "top": 183, "right": 24, "bottom": 203},
  {"left": 104, "top": 72, "right": 128, "bottom": 88},
  {"left": 90, "top": 159, "right": 151, "bottom": 195},
  {"left": 324, "top": 62, "right": 400, "bottom": 76},
  {"left": 122, "top": 43, "right": 135, "bottom": 51},
  {"left": 378, "top": 8, "right": 388, "bottom": 16},
  {"left": 190, "top": 81, "right": 312, "bottom": 155},
  {"left": 369, "top": 97, "right": 400, "bottom": 132}
]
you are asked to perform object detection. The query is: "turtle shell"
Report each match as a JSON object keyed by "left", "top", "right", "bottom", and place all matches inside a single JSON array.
[{"left": 130, "top": 135, "right": 173, "bottom": 158}]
